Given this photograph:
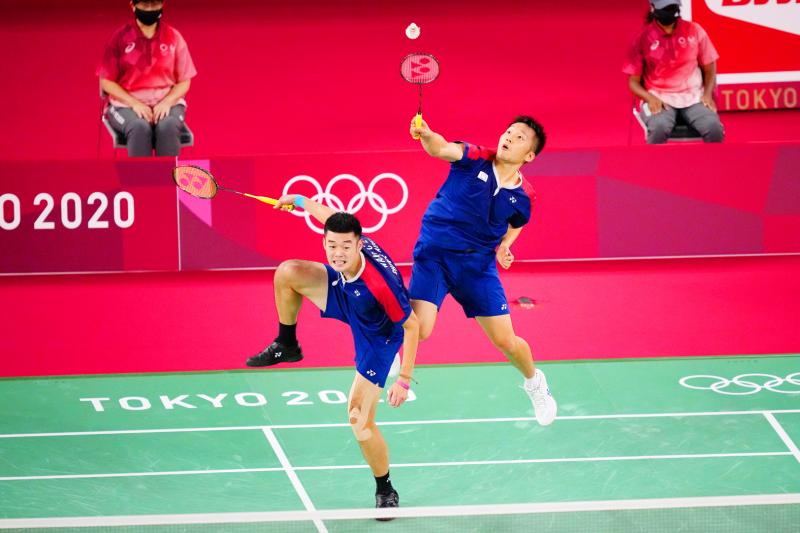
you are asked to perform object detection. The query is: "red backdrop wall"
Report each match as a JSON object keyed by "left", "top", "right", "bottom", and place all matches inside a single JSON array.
[{"left": 0, "top": 0, "right": 797, "bottom": 162}]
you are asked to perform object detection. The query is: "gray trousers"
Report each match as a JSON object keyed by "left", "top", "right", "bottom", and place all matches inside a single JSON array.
[
  {"left": 642, "top": 102, "right": 724, "bottom": 144},
  {"left": 107, "top": 104, "right": 187, "bottom": 157}
]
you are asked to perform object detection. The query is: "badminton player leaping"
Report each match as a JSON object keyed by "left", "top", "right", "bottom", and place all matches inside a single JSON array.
[
  {"left": 408, "top": 115, "right": 557, "bottom": 426},
  {"left": 246, "top": 195, "right": 418, "bottom": 515}
]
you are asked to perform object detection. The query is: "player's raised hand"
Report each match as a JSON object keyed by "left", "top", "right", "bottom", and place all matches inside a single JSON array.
[
  {"left": 410, "top": 116, "right": 431, "bottom": 140},
  {"left": 387, "top": 380, "right": 410, "bottom": 407},
  {"left": 496, "top": 244, "right": 514, "bottom": 269},
  {"left": 275, "top": 194, "right": 301, "bottom": 211}
]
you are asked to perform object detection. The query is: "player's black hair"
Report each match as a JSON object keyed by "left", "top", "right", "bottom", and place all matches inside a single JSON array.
[
  {"left": 324, "top": 212, "right": 363, "bottom": 238},
  {"left": 509, "top": 115, "right": 547, "bottom": 156}
]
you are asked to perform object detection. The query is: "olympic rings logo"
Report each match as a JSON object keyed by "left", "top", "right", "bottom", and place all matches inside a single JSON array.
[
  {"left": 282, "top": 174, "right": 409, "bottom": 234},
  {"left": 679, "top": 373, "right": 800, "bottom": 395}
]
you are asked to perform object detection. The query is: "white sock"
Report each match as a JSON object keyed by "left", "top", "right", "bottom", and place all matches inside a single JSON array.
[{"left": 524, "top": 370, "right": 542, "bottom": 390}]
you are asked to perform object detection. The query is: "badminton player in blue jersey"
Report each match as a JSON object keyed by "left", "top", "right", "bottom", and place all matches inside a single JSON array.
[
  {"left": 407, "top": 115, "right": 557, "bottom": 426},
  {"left": 246, "top": 195, "right": 419, "bottom": 515}
]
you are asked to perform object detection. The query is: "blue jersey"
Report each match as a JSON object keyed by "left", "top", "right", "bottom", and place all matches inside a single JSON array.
[
  {"left": 417, "top": 142, "right": 535, "bottom": 254},
  {"left": 322, "top": 237, "right": 411, "bottom": 386}
]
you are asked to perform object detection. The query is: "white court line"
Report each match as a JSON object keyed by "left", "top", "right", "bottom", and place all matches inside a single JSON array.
[
  {"left": 0, "top": 467, "right": 284, "bottom": 482},
  {"left": 261, "top": 427, "right": 327, "bottom": 533},
  {"left": 764, "top": 413, "right": 800, "bottom": 464},
  {"left": 0, "top": 452, "right": 791, "bottom": 482},
  {"left": 1, "top": 493, "right": 799, "bottom": 529},
  {"left": 2, "top": 409, "right": 800, "bottom": 438}
]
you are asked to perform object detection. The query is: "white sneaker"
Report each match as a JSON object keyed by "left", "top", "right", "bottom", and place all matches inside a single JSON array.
[
  {"left": 524, "top": 370, "right": 557, "bottom": 426},
  {"left": 388, "top": 353, "right": 401, "bottom": 378}
]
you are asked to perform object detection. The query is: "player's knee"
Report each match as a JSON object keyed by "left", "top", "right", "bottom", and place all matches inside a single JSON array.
[
  {"left": 490, "top": 334, "right": 517, "bottom": 354},
  {"left": 418, "top": 324, "right": 433, "bottom": 342},
  {"left": 348, "top": 406, "right": 373, "bottom": 441},
  {"left": 276, "top": 260, "right": 304, "bottom": 281}
]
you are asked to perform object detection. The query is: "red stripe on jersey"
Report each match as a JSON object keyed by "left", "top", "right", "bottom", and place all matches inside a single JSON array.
[
  {"left": 360, "top": 261, "right": 406, "bottom": 323},
  {"left": 464, "top": 143, "right": 496, "bottom": 161},
  {"left": 521, "top": 177, "right": 537, "bottom": 204}
]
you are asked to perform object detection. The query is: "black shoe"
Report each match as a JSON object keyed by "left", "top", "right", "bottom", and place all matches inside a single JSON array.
[
  {"left": 246, "top": 341, "right": 303, "bottom": 367},
  {"left": 375, "top": 489, "right": 399, "bottom": 522}
]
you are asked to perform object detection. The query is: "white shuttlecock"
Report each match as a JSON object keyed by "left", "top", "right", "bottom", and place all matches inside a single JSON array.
[{"left": 405, "top": 23, "right": 420, "bottom": 40}]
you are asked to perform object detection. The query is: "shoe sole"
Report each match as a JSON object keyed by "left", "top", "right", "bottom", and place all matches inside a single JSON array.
[
  {"left": 535, "top": 397, "right": 557, "bottom": 426},
  {"left": 246, "top": 354, "right": 303, "bottom": 367}
]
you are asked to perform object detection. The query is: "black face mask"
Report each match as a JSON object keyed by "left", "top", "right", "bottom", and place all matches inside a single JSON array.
[
  {"left": 134, "top": 8, "right": 162, "bottom": 26},
  {"left": 653, "top": 6, "right": 680, "bottom": 26}
]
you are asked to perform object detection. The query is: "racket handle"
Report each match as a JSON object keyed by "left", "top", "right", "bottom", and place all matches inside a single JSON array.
[
  {"left": 412, "top": 113, "right": 422, "bottom": 140},
  {"left": 244, "top": 193, "right": 295, "bottom": 211}
]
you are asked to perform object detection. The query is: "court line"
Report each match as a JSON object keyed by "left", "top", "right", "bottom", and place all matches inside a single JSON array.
[
  {"left": 1, "top": 493, "right": 799, "bottom": 529},
  {"left": 2, "top": 409, "right": 800, "bottom": 438},
  {"left": 0, "top": 452, "right": 791, "bottom": 482},
  {"left": 764, "top": 412, "right": 800, "bottom": 464},
  {"left": 261, "top": 427, "right": 327, "bottom": 533}
]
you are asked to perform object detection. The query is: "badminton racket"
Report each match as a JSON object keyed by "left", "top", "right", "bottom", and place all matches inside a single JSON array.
[
  {"left": 400, "top": 52, "right": 440, "bottom": 140},
  {"left": 172, "top": 165, "right": 294, "bottom": 210}
]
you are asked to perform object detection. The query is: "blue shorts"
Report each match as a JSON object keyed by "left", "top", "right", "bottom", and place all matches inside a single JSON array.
[
  {"left": 409, "top": 243, "right": 509, "bottom": 318},
  {"left": 321, "top": 265, "right": 401, "bottom": 388}
]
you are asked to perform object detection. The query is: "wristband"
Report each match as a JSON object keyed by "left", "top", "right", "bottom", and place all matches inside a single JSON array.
[
  {"left": 397, "top": 380, "right": 410, "bottom": 390},
  {"left": 294, "top": 195, "right": 306, "bottom": 209}
]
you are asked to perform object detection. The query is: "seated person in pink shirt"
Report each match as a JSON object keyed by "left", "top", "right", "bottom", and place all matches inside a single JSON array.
[
  {"left": 623, "top": 0, "right": 724, "bottom": 144},
  {"left": 97, "top": 1, "right": 197, "bottom": 157}
]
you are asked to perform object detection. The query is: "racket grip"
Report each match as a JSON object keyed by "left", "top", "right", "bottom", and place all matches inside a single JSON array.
[
  {"left": 245, "top": 193, "right": 294, "bottom": 211},
  {"left": 412, "top": 113, "right": 422, "bottom": 141}
]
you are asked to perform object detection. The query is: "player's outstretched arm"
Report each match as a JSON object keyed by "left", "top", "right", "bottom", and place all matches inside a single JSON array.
[
  {"left": 275, "top": 194, "right": 336, "bottom": 225},
  {"left": 388, "top": 310, "right": 420, "bottom": 408},
  {"left": 409, "top": 116, "right": 464, "bottom": 162}
]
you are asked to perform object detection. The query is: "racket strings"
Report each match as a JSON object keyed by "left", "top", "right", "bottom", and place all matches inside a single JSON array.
[
  {"left": 400, "top": 53, "right": 440, "bottom": 85},
  {"left": 173, "top": 167, "right": 219, "bottom": 199}
]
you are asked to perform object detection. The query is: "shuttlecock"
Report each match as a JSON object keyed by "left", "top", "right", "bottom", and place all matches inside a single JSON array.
[{"left": 405, "top": 23, "right": 420, "bottom": 40}]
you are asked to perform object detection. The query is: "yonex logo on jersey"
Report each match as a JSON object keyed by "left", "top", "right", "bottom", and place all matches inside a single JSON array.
[
  {"left": 283, "top": 174, "right": 409, "bottom": 234},
  {"left": 353, "top": 289, "right": 361, "bottom": 296},
  {"left": 509, "top": 197, "right": 517, "bottom": 204},
  {"left": 477, "top": 171, "right": 489, "bottom": 182}
]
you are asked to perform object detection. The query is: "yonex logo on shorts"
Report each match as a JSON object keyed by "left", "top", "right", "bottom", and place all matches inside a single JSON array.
[{"left": 283, "top": 174, "right": 408, "bottom": 234}]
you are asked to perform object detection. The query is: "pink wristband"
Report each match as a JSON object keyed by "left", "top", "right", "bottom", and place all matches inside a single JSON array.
[{"left": 397, "top": 380, "right": 410, "bottom": 390}]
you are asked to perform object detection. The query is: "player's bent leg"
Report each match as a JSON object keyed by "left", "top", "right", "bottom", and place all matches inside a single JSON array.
[
  {"left": 347, "top": 373, "right": 385, "bottom": 462},
  {"left": 476, "top": 314, "right": 534, "bottom": 377},
  {"left": 476, "top": 315, "right": 557, "bottom": 426},
  {"left": 411, "top": 299, "right": 438, "bottom": 341},
  {"left": 274, "top": 259, "right": 329, "bottom": 318},
  {"left": 246, "top": 260, "right": 328, "bottom": 367},
  {"left": 348, "top": 373, "right": 399, "bottom": 518}
]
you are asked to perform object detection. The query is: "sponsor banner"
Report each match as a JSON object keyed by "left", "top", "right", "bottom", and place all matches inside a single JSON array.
[
  {"left": 687, "top": 1, "right": 800, "bottom": 110},
  {"left": 3, "top": 143, "right": 800, "bottom": 275},
  {"left": 0, "top": 159, "right": 179, "bottom": 274},
  {"left": 717, "top": 81, "right": 800, "bottom": 110}
]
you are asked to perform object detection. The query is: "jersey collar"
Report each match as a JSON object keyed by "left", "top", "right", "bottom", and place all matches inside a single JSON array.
[
  {"left": 336, "top": 252, "right": 366, "bottom": 286},
  {"left": 491, "top": 162, "right": 523, "bottom": 196}
]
